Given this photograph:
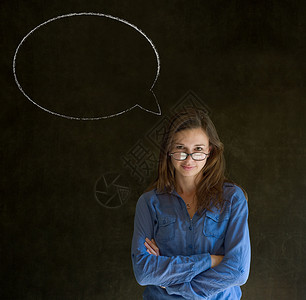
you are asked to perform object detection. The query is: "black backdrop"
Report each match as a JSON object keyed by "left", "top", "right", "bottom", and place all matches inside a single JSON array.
[{"left": 1, "top": 1, "right": 306, "bottom": 299}]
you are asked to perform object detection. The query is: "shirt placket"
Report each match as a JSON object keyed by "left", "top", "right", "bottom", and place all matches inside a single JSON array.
[
  {"left": 186, "top": 217, "right": 195, "bottom": 255},
  {"left": 173, "top": 192, "right": 195, "bottom": 256}
]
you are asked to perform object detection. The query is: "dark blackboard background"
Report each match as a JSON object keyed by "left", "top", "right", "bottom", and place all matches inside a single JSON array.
[{"left": 1, "top": 1, "right": 306, "bottom": 299}]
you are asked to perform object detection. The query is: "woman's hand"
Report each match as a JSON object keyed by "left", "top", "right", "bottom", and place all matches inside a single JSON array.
[
  {"left": 144, "top": 238, "right": 165, "bottom": 288},
  {"left": 210, "top": 255, "right": 224, "bottom": 268},
  {"left": 144, "top": 238, "right": 160, "bottom": 256}
]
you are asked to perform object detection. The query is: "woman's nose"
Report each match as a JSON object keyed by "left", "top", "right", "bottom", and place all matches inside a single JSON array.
[{"left": 186, "top": 154, "right": 193, "bottom": 162}]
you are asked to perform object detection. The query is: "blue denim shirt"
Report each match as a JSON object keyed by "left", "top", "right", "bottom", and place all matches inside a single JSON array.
[{"left": 131, "top": 183, "right": 251, "bottom": 299}]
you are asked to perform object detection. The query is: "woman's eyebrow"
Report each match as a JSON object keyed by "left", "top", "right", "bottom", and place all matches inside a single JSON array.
[{"left": 174, "top": 143, "right": 206, "bottom": 146}]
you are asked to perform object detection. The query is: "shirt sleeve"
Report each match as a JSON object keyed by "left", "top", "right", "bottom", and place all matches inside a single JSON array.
[
  {"left": 131, "top": 193, "right": 212, "bottom": 287},
  {"left": 165, "top": 188, "right": 251, "bottom": 299}
]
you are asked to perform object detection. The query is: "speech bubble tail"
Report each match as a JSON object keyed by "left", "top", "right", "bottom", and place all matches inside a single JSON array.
[{"left": 135, "top": 90, "right": 161, "bottom": 116}]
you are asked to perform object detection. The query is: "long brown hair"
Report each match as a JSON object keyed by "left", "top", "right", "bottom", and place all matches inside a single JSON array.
[{"left": 146, "top": 107, "right": 234, "bottom": 213}]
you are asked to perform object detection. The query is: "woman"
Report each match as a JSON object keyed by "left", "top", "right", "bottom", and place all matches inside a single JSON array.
[{"left": 131, "top": 108, "right": 251, "bottom": 299}]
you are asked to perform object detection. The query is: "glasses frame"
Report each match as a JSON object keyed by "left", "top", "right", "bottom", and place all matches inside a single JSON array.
[{"left": 169, "top": 152, "right": 209, "bottom": 161}]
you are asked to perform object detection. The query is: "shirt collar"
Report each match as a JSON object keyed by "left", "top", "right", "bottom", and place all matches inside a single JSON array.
[{"left": 155, "top": 187, "right": 180, "bottom": 197}]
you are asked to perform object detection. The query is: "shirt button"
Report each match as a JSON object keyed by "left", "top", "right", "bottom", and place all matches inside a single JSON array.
[
  {"left": 189, "top": 226, "right": 192, "bottom": 230},
  {"left": 188, "top": 245, "right": 192, "bottom": 249}
]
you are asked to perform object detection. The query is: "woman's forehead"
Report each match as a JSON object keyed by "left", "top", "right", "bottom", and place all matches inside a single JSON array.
[{"left": 173, "top": 128, "right": 209, "bottom": 144}]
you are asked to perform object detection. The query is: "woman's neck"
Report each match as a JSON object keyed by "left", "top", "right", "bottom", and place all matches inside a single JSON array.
[{"left": 175, "top": 175, "right": 197, "bottom": 196}]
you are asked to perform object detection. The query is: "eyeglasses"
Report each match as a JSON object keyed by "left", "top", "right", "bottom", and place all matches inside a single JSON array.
[{"left": 169, "top": 152, "right": 209, "bottom": 161}]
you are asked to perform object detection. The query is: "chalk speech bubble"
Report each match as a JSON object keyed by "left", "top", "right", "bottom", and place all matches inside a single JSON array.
[{"left": 13, "top": 12, "right": 161, "bottom": 120}]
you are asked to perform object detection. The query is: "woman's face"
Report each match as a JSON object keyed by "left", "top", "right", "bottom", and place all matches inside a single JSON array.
[{"left": 170, "top": 127, "right": 211, "bottom": 181}]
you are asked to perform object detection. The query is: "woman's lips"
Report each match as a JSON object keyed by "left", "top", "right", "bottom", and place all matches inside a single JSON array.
[{"left": 182, "top": 166, "right": 195, "bottom": 170}]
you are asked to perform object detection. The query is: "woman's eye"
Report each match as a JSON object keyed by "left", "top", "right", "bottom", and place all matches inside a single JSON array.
[
  {"left": 195, "top": 147, "right": 203, "bottom": 151},
  {"left": 176, "top": 145, "right": 184, "bottom": 149}
]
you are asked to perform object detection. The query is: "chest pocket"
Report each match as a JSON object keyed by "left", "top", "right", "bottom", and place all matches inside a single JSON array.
[
  {"left": 203, "top": 210, "right": 229, "bottom": 239},
  {"left": 156, "top": 215, "right": 176, "bottom": 242}
]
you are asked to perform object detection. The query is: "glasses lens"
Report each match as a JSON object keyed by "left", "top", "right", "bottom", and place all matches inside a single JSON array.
[
  {"left": 192, "top": 153, "right": 206, "bottom": 160},
  {"left": 173, "top": 152, "right": 187, "bottom": 160}
]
